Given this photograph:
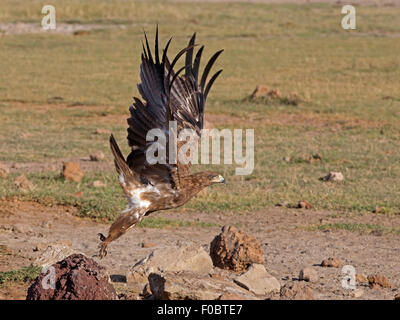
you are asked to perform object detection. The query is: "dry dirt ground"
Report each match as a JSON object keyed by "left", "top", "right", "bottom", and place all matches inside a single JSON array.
[{"left": 1, "top": 197, "right": 399, "bottom": 300}]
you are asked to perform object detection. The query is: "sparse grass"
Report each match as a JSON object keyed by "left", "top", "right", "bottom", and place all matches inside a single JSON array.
[
  {"left": 138, "top": 217, "right": 218, "bottom": 229},
  {"left": 0, "top": 266, "right": 41, "bottom": 287},
  {"left": 1, "top": 1, "right": 400, "bottom": 219},
  {"left": 304, "top": 222, "right": 400, "bottom": 235}
]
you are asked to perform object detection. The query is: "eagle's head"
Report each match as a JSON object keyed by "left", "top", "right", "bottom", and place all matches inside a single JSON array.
[{"left": 206, "top": 172, "right": 225, "bottom": 185}]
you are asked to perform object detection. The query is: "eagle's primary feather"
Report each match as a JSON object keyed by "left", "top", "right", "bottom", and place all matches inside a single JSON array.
[{"left": 98, "top": 27, "right": 224, "bottom": 258}]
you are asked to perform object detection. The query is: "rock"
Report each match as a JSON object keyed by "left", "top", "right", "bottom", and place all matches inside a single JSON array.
[
  {"left": 372, "top": 207, "right": 386, "bottom": 214},
  {"left": 275, "top": 201, "right": 289, "bottom": 207},
  {"left": 280, "top": 281, "right": 313, "bottom": 300},
  {"left": 62, "top": 162, "right": 83, "bottom": 182},
  {"left": 92, "top": 180, "right": 106, "bottom": 188},
  {"left": 72, "top": 191, "right": 83, "bottom": 198},
  {"left": 218, "top": 293, "right": 246, "bottom": 300},
  {"left": 35, "top": 244, "right": 76, "bottom": 267},
  {"left": 11, "top": 162, "right": 20, "bottom": 169},
  {"left": 233, "top": 264, "right": 280, "bottom": 295},
  {"left": 12, "top": 223, "right": 33, "bottom": 234},
  {"left": 355, "top": 273, "right": 368, "bottom": 285},
  {"left": 210, "top": 225, "right": 264, "bottom": 273},
  {"left": 34, "top": 240, "right": 72, "bottom": 252},
  {"left": 298, "top": 200, "right": 313, "bottom": 210},
  {"left": 27, "top": 253, "right": 117, "bottom": 300},
  {"left": 127, "top": 244, "right": 213, "bottom": 293},
  {"left": 299, "top": 267, "right": 318, "bottom": 282},
  {"left": 320, "top": 171, "right": 344, "bottom": 182},
  {"left": 95, "top": 128, "right": 111, "bottom": 135},
  {"left": 321, "top": 257, "right": 342, "bottom": 268},
  {"left": 250, "top": 85, "right": 270, "bottom": 99},
  {"left": 287, "top": 92, "right": 301, "bottom": 106},
  {"left": 395, "top": 293, "right": 400, "bottom": 300},
  {"left": 367, "top": 274, "right": 392, "bottom": 289},
  {"left": 14, "top": 174, "right": 34, "bottom": 191},
  {"left": 148, "top": 271, "right": 255, "bottom": 300},
  {"left": 0, "top": 244, "right": 13, "bottom": 256},
  {"left": 0, "top": 163, "right": 10, "bottom": 179},
  {"left": 282, "top": 156, "right": 291, "bottom": 162},
  {"left": 141, "top": 242, "right": 157, "bottom": 248},
  {"left": 352, "top": 288, "right": 364, "bottom": 298},
  {"left": 90, "top": 151, "right": 105, "bottom": 161},
  {"left": 40, "top": 221, "right": 52, "bottom": 229},
  {"left": 73, "top": 30, "right": 90, "bottom": 36},
  {"left": 267, "top": 89, "right": 282, "bottom": 99}
]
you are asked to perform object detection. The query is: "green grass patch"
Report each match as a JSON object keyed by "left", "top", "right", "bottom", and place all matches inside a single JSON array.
[
  {"left": 1, "top": 1, "right": 400, "bottom": 217},
  {"left": 0, "top": 266, "right": 41, "bottom": 286}
]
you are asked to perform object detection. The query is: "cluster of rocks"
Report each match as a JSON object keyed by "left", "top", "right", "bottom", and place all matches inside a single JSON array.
[
  {"left": 127, "top": 225, "right": 280, "bottom": 300},
  {"left": 25, "top": 226, "right": 399, "bottom": 300},
  {"left": 26, "top": 225, "right": 283, "bottom": 300}
]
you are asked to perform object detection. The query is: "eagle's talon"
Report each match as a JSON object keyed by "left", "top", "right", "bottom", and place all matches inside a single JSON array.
[
  {"left": 98, "top": 233, "right": 106, "bottom": 242},
  {"left": 98, "top": 242, "right": 108, "bottom": 259}
]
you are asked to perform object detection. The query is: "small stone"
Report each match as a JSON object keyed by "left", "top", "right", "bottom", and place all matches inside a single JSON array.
[
  {"left": 352, "top": 288, "right": 364, "bottom": 298},
  {"left": 275, "top": 201, "right": 289, "bottom": 207},
  {"left": 93, "top": 180, "right": 106, "bottom": 188},
  {"left": 11, "top": 162, "right": 20, "bottom": 169},
  {"left": 287, "top": 92, "right": 301, "bottom": 106},
  {"left": 355, "top": 274, "right": 368, "bottom": 285},
  {"left": 367, "top": 274, "right": 392, "bottom": 289},
  {"left": 41, "top": 221, "right": 52, "bottom": 229},
  {"left": 280, "top": 281, "right": 313, "bottom": 300},
  {"left": 90, "top": 151, "right": 105, "bottom": 161},
  {"left": 299, "top": 267, "right": 318, "bottom": 282},
  {"left": 234, "top": 264, "right": 280, "bottom": 295},
  {"left": 0, "top": 163, "right": 10, "bottom": 178},
  {"left": 141, "top": 242, "right": 157, "bottom": 248},
  {"left": 395, "top": 293, "right": 400, "bottom": 300},
  {"left": 372, "top": 207, "right": 386, "bottom": 214},
  {"left": 298, "top": 200, "right": 313, "bottom": 210},
  {"left": 250, "top": 85, "right": 270, "bottom": 99},
  {"left": 321, "top": 257, "right": 342, "bottom": 268},
  {"left": 320, "top": 171, "right": 344, "bottom": 182},
  {"left": 282, "top": 156, "right": 291, "bottom": 162},
  {"left": 14, "top": 174, "right": 34, "bottom": 191},
  {"left": 12, "top": 224, "right": 33, "bottom": 234},
  {"left": 62, "top": 162, "right": 83, "bottom": 182},
  {"left": 95, "top": 128, "right": 111, "bottom": 135},
  {"left": 267, "top": 89, "right": 282, "bottom": 99},
  {"left": 72, "top": 191, "right": 83, "bottom": 198}
]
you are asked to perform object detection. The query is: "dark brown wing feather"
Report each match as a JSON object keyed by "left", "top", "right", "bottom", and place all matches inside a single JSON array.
[{"left": 127, "top": 28, "right": 223, "bottom": 189}]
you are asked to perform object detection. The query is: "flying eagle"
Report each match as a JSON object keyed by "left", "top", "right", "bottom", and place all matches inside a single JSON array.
[{"left": 98, "top": 28, "right": 224, "bottom": 258}]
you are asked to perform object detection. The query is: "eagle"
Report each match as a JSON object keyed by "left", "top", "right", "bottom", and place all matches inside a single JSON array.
[{"left": 98, "top": 28, "right": 224, "bottom": 258}]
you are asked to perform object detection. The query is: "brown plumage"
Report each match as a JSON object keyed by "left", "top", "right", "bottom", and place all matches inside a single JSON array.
[{"left": 98, "top": 28, "right": 224, "bottom": 258}]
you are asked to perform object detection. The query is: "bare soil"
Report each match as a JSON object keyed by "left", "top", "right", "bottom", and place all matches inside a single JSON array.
[{"left": 1, "top": 198, "right": 399, "bottom": 300}]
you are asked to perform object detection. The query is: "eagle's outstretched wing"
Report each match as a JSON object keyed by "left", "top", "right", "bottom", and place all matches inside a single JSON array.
[{"left": 126, "top": 27, "right": 223, "bottom": 189}]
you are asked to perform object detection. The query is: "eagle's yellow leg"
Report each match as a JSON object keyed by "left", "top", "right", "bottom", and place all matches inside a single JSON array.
[{"left": 97, "top": 209, "right": 142, "bottom": 258}]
